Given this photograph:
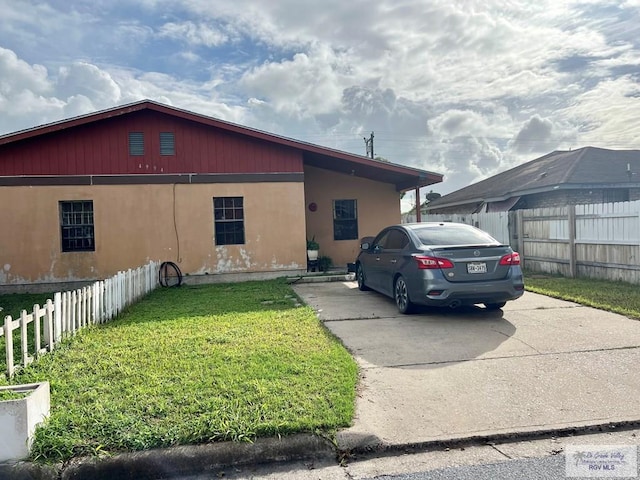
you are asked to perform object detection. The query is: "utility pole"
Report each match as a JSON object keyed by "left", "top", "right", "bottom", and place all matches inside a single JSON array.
[{"left": 363, "top": 132, "right": 374, "bottom": 159}]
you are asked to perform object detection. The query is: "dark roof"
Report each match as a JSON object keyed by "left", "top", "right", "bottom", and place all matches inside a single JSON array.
[
  {"left": 0, "top": 99, "right": 442, "bottom": 191},
  {"left": 427, "top": 147, "right": 640, "bottom": 210}
]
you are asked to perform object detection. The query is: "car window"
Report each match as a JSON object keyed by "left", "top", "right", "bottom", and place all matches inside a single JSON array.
[
  {"left": 373, "top": 229, "right": 409, "bottom": 250},
  {"left": 414, "top": 225, "right": 498, "bottom": 245},
  {"left": 373, "top": 230, "right": 392, "bottom": 249},
  {"left": 386, "top": 230, "right": 410, "bottom": 249}
]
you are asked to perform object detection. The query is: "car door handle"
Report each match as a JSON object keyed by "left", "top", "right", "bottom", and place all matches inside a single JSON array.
[
  {"left": 375, "top": 257, "right": 381, "bottom": 261},
  {"left": 390, "top": 259, "right": 397, "bottom": 264}
]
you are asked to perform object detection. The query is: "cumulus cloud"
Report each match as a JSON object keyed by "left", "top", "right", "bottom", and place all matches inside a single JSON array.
[
  {"left": 57, "top": 63, "right": 122, "bottom": 107},
  {"left": 511, "top": 115, "right": 556, "bottom": 153}
]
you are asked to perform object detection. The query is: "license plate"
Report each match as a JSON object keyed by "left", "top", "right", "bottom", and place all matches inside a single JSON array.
[{"left": 467, "top": 262, "right": 487, "bottom": 274}]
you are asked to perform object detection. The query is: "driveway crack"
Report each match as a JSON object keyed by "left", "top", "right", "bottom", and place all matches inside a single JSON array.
[
  {"left": 368, "top": 345, "right": 640, "bottom": 369},
  {"left": 493, "top": 328, "right": 542, "bottom": 354}
]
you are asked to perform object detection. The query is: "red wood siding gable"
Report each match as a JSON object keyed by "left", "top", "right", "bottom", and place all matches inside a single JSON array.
[{"left": 0, "top": 110, "right": 303, "bottom": 176}]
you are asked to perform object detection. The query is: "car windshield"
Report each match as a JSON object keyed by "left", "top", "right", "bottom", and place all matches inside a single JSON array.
[{"left": 413, "top": 225, "right": 499, "bottom": 246}]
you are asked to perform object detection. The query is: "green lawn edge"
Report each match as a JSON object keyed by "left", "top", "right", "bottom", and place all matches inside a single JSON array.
[{"left": 0, "top": 280, "right": 358, "bottom": 464}]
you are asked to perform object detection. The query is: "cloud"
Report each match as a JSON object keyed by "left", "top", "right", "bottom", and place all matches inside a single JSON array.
[
  {"left": 511, "top": 115, "right": 557, "bottom": 154},
  {"left": 158, "top": 21, "right": 229, "bottom": 47},
  {"left": 57, "top": 62, "right": 122, "bottom": 107}
]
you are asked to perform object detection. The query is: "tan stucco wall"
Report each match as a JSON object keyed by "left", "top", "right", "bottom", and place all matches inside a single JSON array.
[
  {"left": 0, "top": 182, "right": 306, "bottom": 285},
  {"left": 304, "top": 165, "right": 401, "bottom": 266}
]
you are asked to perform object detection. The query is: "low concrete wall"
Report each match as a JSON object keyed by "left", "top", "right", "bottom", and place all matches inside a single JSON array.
[{"left": 0, "top": 382, "right": 50, "bottom": 463}]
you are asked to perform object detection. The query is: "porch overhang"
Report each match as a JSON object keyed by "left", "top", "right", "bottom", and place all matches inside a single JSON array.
[{"left": 302, "top": 151, "right": 442, "bottom": 192}]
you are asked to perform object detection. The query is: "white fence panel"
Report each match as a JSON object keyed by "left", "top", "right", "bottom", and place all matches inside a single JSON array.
[
  {"left": 575, "top": 200, "right": 640, "bottom": 244},
  {"left": 2, "top": 261, "right": 159, "bottom": 378},
  {"left": 422, "top": 212, "right": 511, "bottom": 245}
]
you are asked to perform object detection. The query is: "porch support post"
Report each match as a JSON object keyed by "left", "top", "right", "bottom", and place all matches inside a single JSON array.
[{"left": 415, "top": 186, "right": 421, "bottom": 222}]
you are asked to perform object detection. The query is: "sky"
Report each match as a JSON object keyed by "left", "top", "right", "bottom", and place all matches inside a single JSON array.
[{"left": 1, "top": 0, "right": 640, "bottom": 211}]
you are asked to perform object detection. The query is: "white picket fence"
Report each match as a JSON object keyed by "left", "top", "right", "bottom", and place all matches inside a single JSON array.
[{"left": 1, "top": 261, "right": 159, "bottom": 378}]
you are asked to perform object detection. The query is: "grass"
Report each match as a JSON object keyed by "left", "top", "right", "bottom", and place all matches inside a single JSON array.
[
  {"left": 0, "top": 389, "right": 29, "bottom": 401},
  {"left": 0, "top": 293, "right": 54, "bottom": 371},
  {"left": 0, "top": 280, "right": 358, "bottom": 464},
  {"left": 525, "top": 272, "right": 640, "bottom": 319}
]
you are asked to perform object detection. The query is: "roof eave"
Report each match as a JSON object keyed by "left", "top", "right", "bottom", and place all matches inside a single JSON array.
[{"left": 427, "top": 182, "right": 640, "bottom": 210}]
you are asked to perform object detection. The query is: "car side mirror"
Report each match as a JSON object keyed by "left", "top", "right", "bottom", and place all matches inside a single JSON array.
[{"left": 360, "top": 236, "right": 374, "bottom": 251}]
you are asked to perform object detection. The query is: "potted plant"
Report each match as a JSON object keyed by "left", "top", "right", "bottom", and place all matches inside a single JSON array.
[{"left": 307, "top": 237, "right": 320, "bottom": 261}]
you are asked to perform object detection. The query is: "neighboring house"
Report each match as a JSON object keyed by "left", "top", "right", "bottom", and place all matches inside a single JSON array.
[
  {"left": 426, "top": 147, "right": 640, "bottom": 214},
  {"left": 0, "top": 100, "right": 442, "bottom": 292}
]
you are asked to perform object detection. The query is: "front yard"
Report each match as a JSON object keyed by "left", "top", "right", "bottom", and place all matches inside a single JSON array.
[{"left": 0, "top": 280, "right": 358, "bottom": 463}]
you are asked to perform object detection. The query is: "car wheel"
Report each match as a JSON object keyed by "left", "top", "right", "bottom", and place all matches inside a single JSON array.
[
  {"left": 484, "top": 301, "right": 506, "bottom": 310},
  {"left": 394, "top": 275, "right": 415, "bottom": 314},
  {"left": 356, "top": 264, "right": 370, "bottom": 291}
]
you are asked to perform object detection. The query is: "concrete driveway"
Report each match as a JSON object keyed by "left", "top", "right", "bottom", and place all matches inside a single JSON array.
[{"left": 292, "top": 281, "right": 640, "bottom": 451}]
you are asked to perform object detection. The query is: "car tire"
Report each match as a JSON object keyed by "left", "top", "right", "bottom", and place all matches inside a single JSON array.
[
  {"left": 394, "top": 275, "right": 415, "bottom": 314},
  {"left": 484, "top": 301, "right": 506, "bottom": 310},
  {"left": 356, "top": 264, "right": 370, "bottom": 291}
]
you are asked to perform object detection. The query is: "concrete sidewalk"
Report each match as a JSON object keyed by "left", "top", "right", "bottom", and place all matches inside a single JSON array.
[{"left": 293, "top": 281, "right": 640, "bottom": 453}]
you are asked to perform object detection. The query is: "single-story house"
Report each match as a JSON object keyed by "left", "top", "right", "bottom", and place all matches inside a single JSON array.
[
  {"left": 426, "top": 147, "right": 640, "bottom": 214},
  {"left": 0, "top": 100, "right": 442, "bottom": 292}
]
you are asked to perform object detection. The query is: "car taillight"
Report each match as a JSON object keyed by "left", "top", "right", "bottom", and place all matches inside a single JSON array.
[
  {"left": 414, "top": 255, "right": 454, "bottom": 269},
  {"left": 499, "top": 252, "right": 521, "bottom": 266}
]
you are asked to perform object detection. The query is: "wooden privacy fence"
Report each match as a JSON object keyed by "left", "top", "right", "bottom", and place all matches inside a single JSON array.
[
  {"left": 1, "top": 261, "right": 160, "bottom": 378},
  {"left": 517, "top": 201, "right": 640, "bottom": 283},
  {"left": 426, "top": 200, "right": 640, "bottom": 284}
]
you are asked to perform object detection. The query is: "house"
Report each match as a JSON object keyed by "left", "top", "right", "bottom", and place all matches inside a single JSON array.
[
  {"left": 0, "top": 100, "right": 442, "bottom": 292},
  {"left": 426, "top": 147, "right": 640, "bottom": 214}
]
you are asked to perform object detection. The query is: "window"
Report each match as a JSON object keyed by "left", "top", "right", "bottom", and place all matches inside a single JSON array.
[
  {"left": 128, "top": 132, "right": 144, "bottom": 156},
  {"left": 59, "top": 201, "right": 95, "bottom": 252},
  {"left": 333, "top": 199, "right": 358, "bottom": 240},
  {"left": 214, "top": 197, "right": 245, "bottom": 245},
  {"left": 160, "top": 132, "right": 175, "bottom": 155}
]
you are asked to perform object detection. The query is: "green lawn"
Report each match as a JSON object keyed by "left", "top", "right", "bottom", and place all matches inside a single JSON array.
[
  {"left": 525, "top": 273, "right": 640, "bottom": 319},
  {"left": 0, "top": 293, "right": 54, "bottom": 372},
  {"left": 0, "top": 280, "right": 358, "bottom": 463}
]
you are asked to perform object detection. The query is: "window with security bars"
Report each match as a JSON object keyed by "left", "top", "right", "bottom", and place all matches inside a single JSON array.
[
  {"left": 59, "top": 201, "right": 95, "bottom": 252},
  {"left": 128, "top": 132, "right": 144, "bottom": 156},
  {"left": 160, "top": 132, "right": 175, "bottom": 155},
  {"left": 333, "top": 199, "right": 358, "bottom": 240},
  {"left": 214, "top": 197, "right": 245, "bottom": 245}
]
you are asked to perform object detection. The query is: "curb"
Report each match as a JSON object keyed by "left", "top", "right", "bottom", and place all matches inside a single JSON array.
[
  {"left": 336, "top": 419, "right": 640, "bottom": 459},
  {"left": 3, "top": 421, "right": 640, "bottom": 479},
  {"left": 0, "top": 434, "right": 335, "bottom": 480},
  {"left": 286, "top": 273, "right": 355, "bottom": 284}
]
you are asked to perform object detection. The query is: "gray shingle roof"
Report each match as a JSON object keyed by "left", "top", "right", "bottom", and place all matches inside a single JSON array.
[{"left": 427, "top": 147, "right": 640, "bottom": 210}]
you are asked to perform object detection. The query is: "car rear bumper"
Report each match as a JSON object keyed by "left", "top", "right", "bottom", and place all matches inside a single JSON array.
[{"left": 412, "top": 275, "right": 525, "bottom": 307}]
